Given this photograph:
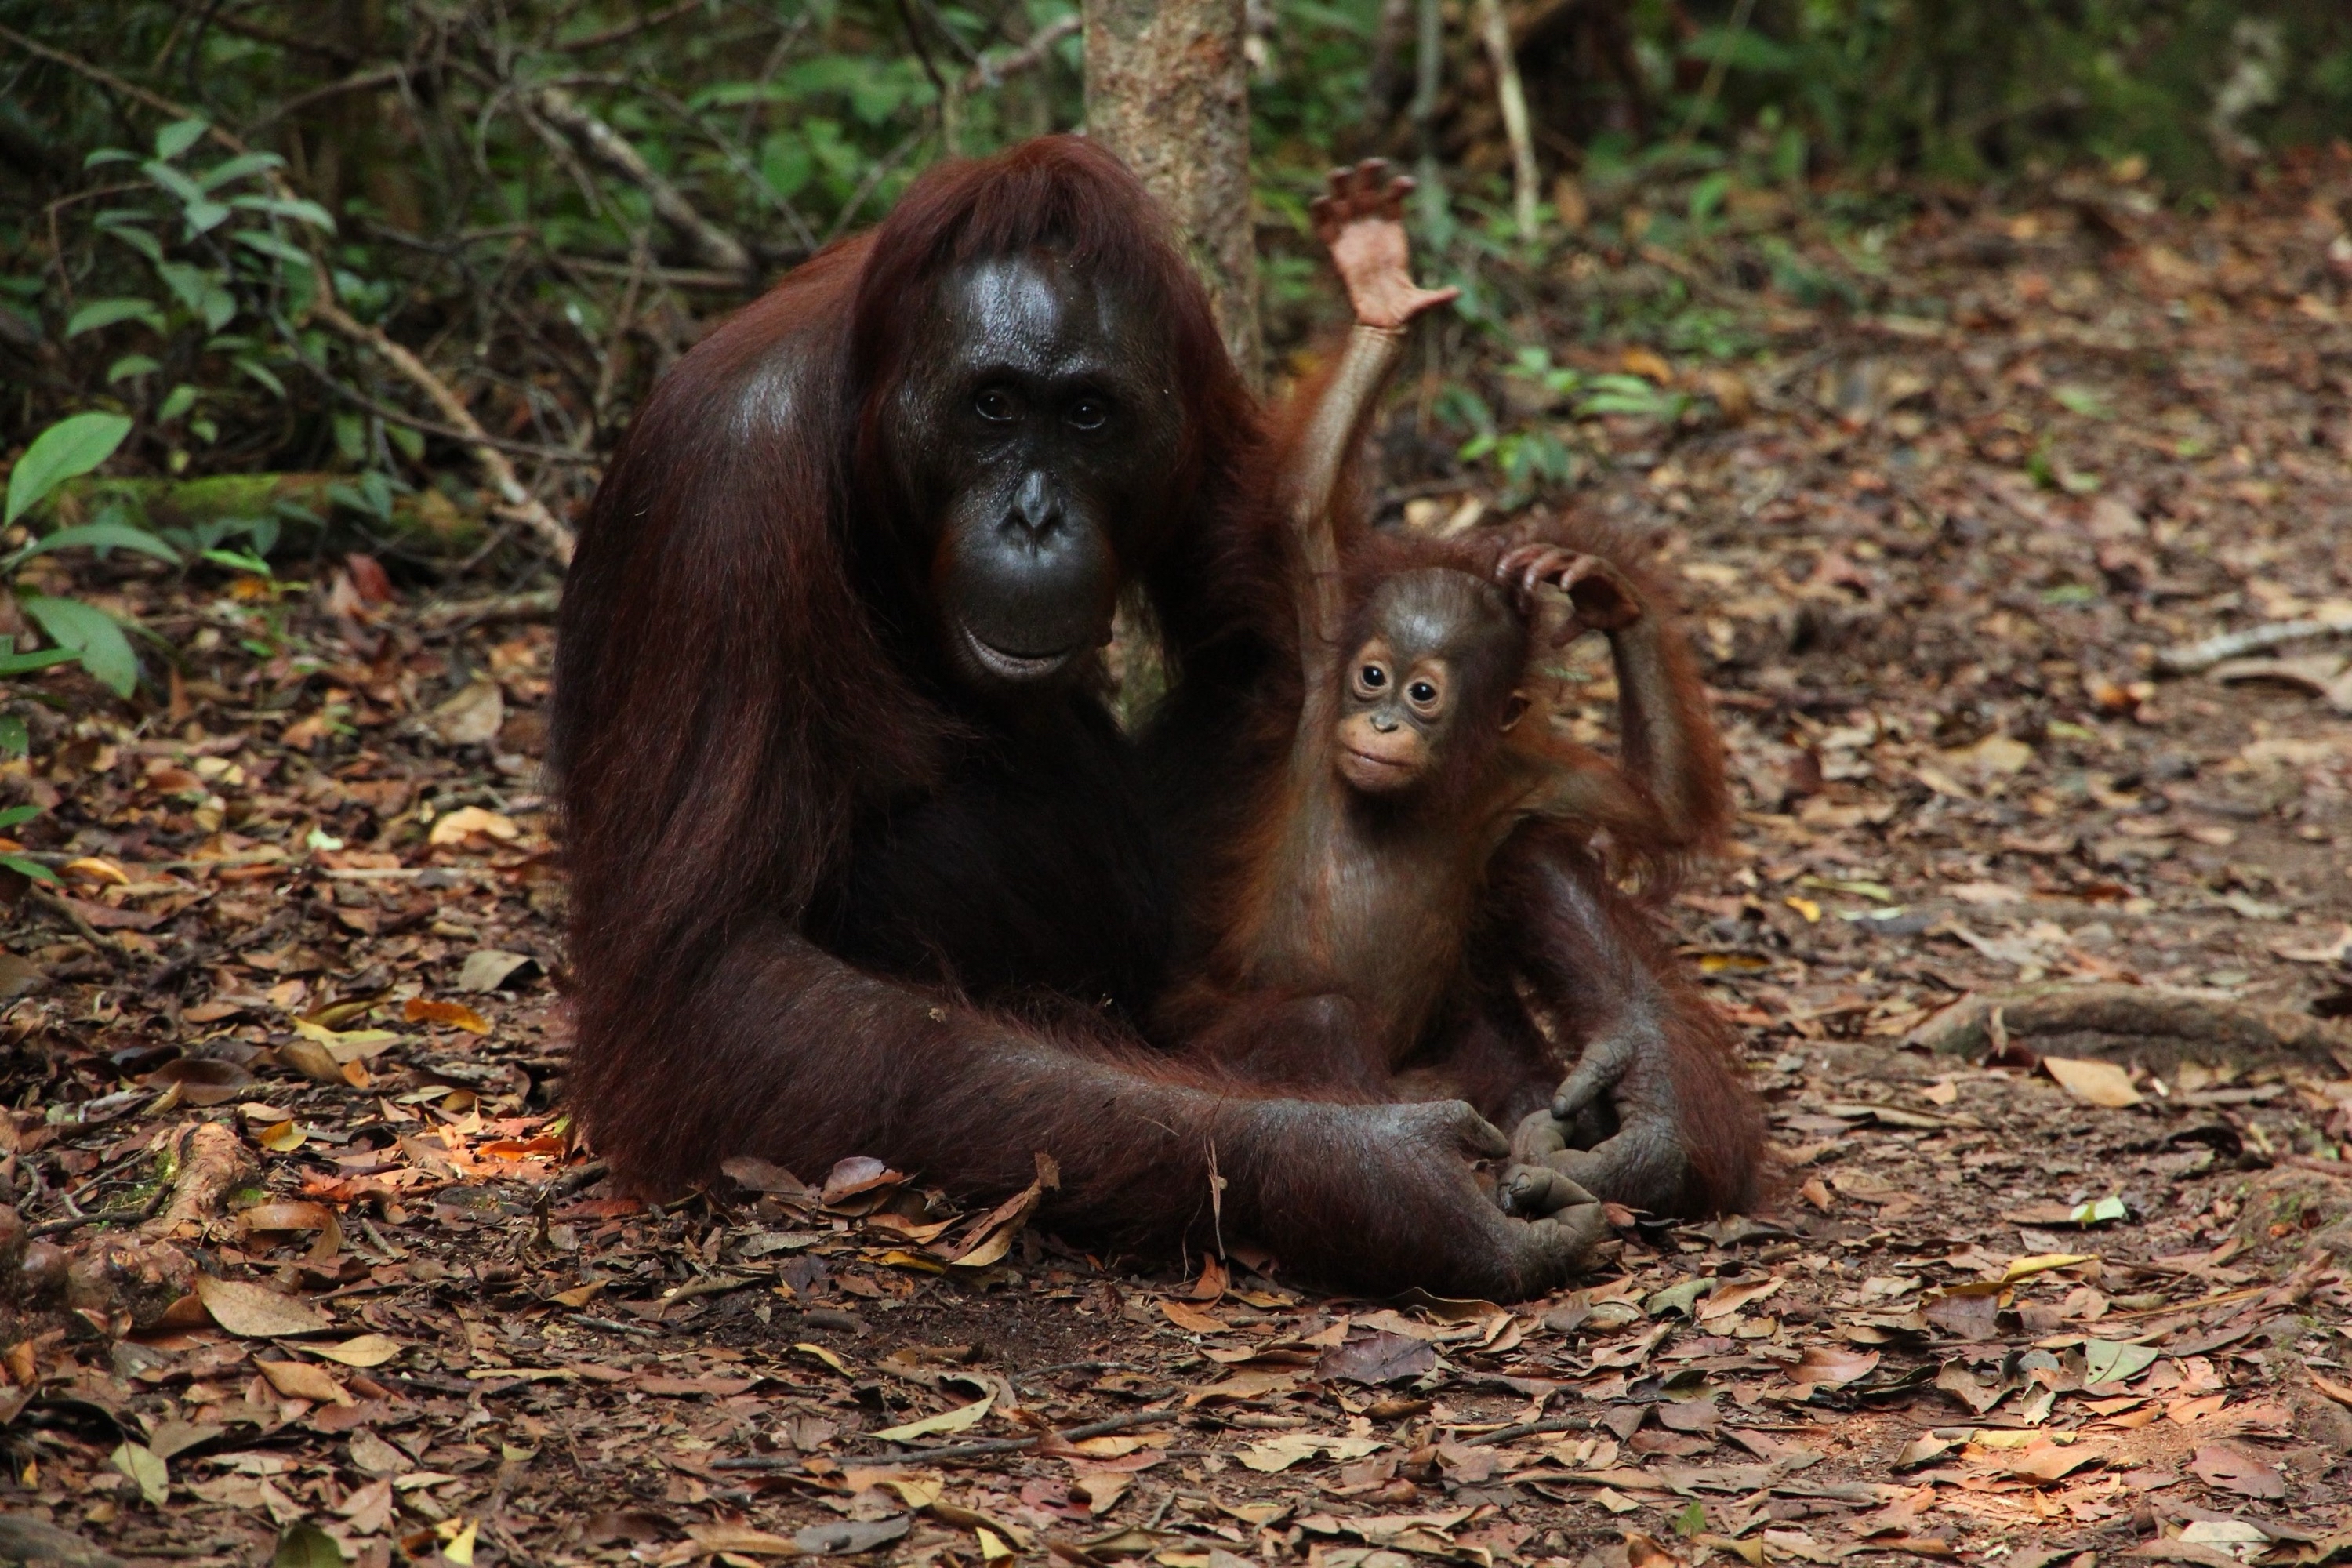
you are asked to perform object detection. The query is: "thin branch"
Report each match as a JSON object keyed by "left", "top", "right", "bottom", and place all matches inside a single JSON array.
[
  {"left": 252, "top": 63, "right": 412, "bottom": 128},
  {"left": 1671, "top": 0, "right": 1757, "bottom": 151},
  {"left": 1473, "top": 0, "right": 1540, "bottom": 240},
  {"left": 525, "top": 82, "right": 757, "bottom": 281},
  {"left": 554, "top": 0, "right": 706, "bottom": 52},
  {"left": 960, "top": 15, "right": 1078, "bottom": 93},
  {"left": 2155, "top": 609, "right": 2352, "bottom": 676},
  {"left": 0, "top": 22, "right": 252, "bottom": 144},
  {"left": 310, "top": 298, "right": 579, "bottom": 562}
]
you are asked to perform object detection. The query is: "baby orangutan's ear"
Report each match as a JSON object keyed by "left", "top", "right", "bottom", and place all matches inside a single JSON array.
[{"left": 1500, "top": 691, "right": 1530, "bottom": 732}]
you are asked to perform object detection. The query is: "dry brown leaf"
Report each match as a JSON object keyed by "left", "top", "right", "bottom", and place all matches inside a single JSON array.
[
  {"left": 2188, "top": 1443, "right": 2286, "bottom": 1499},
  {"left": 1160, "top": 1298, "right": 1229, "bottom": 1334},
  {"left": 256, "top": 1359, "right": 353, "bottom": 1405},
  {"left": 197, "top": 1275, "right": 331, "bottom": 1338},
  {"left": 2041, "top": 1055, "right": 2142, "bottom": 1107},
  {"left": 1788, "top": 1346, "right": 1880, "bottom": 1388}
]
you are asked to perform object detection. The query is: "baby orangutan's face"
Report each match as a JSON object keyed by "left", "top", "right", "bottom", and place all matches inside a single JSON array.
[
  {"left": 1332, "top": 569, "right": 1524, "bottom": 797},
  {"left": 1334, "top": 634, "right": 1454, "bottom": 794}
]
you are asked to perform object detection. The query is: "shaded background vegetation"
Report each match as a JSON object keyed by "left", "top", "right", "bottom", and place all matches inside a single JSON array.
[{"left": 0, "top": 0, "right": 2347, "bottom": 592}]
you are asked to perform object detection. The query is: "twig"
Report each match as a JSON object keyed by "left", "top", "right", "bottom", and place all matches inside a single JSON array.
[
  {"left": 714, "top": 1403, "right": 1181, "bottom": 1472},
  {"left": 525, "top": 84, "right": 755, "bottom": 282},
  {"left": 554, "top": 0, "right": 706, "bottom": 53},
  {"left": 2285, "top": 1156, "right": 2352, "bottom": 1180},
  {"left": 29, "top": 887, "right": 126, "bottom": 963},
  {"left": 252, "top": 64, "right": 411, "bottom": 128},
  {"left": 1472, "top": 0, "right": 1539, "bottom": 240},
  {"left": 310, "top": 299, "right": 579, "bottom": 563},
  {"left": 824, "top": 128, "right": 927, "bottom": 245},
  {"left": 0, "top": 23, "right": 234, "bottom": 138},
  {"left": 29, "top": 1183, "right": 169, "bottom": 1240},
  {"left": 412, "top": 587, "right": 562, "bottom": 633},
  {"left": 960, "top": 16, "right": 1079, "bottom": 92},
  {"left": 1671, "top": 0, "right": 1756, "bottom": 151},
  {"left": 2154, "top": 609, "right": 2352, "bottom": 676},
  {"left": 1465, "top": 1412, "right": 1586, "bottom": 1446}
]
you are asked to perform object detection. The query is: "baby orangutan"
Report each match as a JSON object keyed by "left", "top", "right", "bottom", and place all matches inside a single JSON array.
[{"left": 1162, "top": 167, "right": 1698, "bottom": 1243}]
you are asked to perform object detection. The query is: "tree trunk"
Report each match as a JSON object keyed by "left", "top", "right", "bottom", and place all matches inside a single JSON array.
[{"left": 1083, "top": 0, "right": 1262, "bottom": 387}]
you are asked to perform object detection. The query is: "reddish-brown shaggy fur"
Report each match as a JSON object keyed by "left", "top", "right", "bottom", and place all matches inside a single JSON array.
[{"left": 553, "top": 135, "right": 1763, "bottom": 1296}]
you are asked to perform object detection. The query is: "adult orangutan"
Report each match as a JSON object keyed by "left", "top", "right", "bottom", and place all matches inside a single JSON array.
[{"left": 551, "top": 137, "right": 1760, "bottom": 1300}]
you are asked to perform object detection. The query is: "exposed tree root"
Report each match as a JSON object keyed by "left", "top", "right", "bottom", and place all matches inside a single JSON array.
[
  {"left": 145, "top": 1120, "right": 259, "bottom": 1238},
  {"left": 1907, "top": 982, "right": 2350, "bottom": 1071}
]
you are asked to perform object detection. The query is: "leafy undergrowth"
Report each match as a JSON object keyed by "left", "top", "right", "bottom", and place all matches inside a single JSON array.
[{"left": 5, "top": 162, "right": 2352, "bottom": 1568}]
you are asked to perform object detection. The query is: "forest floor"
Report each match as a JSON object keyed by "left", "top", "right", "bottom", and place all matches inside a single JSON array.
[{"left": 4, "top": 154, "right": 2352, "bottom": 1568}]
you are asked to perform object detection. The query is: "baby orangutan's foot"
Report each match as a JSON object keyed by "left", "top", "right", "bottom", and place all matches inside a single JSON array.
[{"left": 1311, "top": 159, "right": 1460, "bottom": 332}]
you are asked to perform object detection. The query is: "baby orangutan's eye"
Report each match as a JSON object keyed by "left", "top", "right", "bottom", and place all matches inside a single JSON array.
[
  {"left": 1409, "top": 681, "right": 1436, "bottom": 704},
  {"left": 1355, "top": 664, "right": 1388, "bottom": 693}
]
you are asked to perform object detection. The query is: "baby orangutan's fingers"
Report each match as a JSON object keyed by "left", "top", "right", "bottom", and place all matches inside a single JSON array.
[
  {"left": 1511, "top": 1106, "right": 1568, "bottom": 1165},
  {"left": 1498, "top": 1162, "right": 1596, "bottom": 1219}
]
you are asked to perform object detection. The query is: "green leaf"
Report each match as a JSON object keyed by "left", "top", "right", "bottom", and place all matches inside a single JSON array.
[
  {"left": 227, "top": 193, "right": 336, "bottom": 230},
  {"left": 142, "top": 159, "right": 206, "bottom": 205},
  {"left": 110, "top": 1440, "right": 169, "bottom": 1507},
  {"left": 18, "top": 521, "right": 183, "bottom": 568},
  {"left": 5, "top": 413, "right": 134, "bottom": 526},
  {"left": 196, "top": 151, "right": 285, "bottom": 190},
  {"left": 2053, "top": 384, "right": 2112, "bottom": 419},
  {"left": 106, "top": 354, "right": 162, "bottom": 383},
  {"left": 0, "top": 855, "right": 58, "bottom": 884},
  {"left": 0, "top": 717, "right": 26, "bottom": 758},
  {"left": 154, "top": 118, "right": 209, "bottom": 161},
  {"left": 154, "top": 260, "right": 209, "bottom": 315},
  {"left": 233, "top": 357, "right": 288, "bottom": 398},
  {"left": 84, "top": 147, "right": 137, "bottom": 168},
  {"left": 64, "top": 299, "right": 165, "bottom": 338},
  {"left": 19, "top": 596, "right": 140, "bottom": 697},
  {"left": 273, "top": 1523, "right": 347, "bottom": 1568},
  {"left": 233, "top": 230, "right": 316, "bottom": 270},
  {"left": 0, "top": 647, "right": 74, "bottom": 677},
  {"left": 0, "top": 803, "right": 42, "bottom": 829},
  {"left": 2080, "top": 1339, "right": 2160, "bottom": 1385},
  {"left": 201, "top": 547, "right": 273, "bottom": 575},
  {"left": 101, "top": 223, "right": 165, "bottom": 264}
]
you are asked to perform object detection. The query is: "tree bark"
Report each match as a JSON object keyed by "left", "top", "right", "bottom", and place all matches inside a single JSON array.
[{"left": 1083, "top": 0, "right": 1262, "bottom": 387}]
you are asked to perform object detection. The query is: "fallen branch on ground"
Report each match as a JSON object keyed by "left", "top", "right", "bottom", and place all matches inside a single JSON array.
[
  {"left": 1907, "top": 982, "right": 2348, "bottom": 1068},
  {"left": 2154, "top": 608, "right": 2352, "bottom": 675},
  {"left": 711, "top": 1403, "right": 1181, "bottom": 1472},
  {"left": 413, "top": 587, "right": 563, "bottom": 632}
]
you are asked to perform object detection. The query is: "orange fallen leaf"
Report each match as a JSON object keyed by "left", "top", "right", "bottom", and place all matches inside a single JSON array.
[
  {"left": 404, "top": 997, "right": 492, "bottom": 1034},
  {"left": 1160, "top": 1298, "right": 1229, "bottom": 1335}
]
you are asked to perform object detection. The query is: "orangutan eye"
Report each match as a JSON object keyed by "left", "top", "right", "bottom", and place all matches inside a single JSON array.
[
  {"left": 1409, "top": 681, "right": 1437, "bottom": 704},
  {"left": 975, "top": 387, "right": 1018, "bottom": 422},
  {"left": 1066, "top": 397, "right": 1109, "bottom": 430},
  {"left": 1358, "top": 665, "right": 1387, "bottom": 690}
]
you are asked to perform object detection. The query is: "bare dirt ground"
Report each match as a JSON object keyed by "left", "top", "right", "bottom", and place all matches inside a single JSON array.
[{"left": 2, "top": 152, "right": 2351, "bottom": 1568}]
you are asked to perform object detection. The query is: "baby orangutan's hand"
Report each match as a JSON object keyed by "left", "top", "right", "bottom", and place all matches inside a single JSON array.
[
  {"left": 1312, "top": 160, "right": 1460, "bottom": 332},
  {"left": 1495, "top": 545, "right": 1645, "bottom": 646}
]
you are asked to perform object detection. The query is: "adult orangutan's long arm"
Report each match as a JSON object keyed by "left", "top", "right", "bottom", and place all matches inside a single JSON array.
[{"left": 575, "top": 916, "right": 1601, "bottom": 1301}]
